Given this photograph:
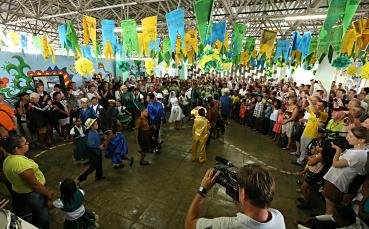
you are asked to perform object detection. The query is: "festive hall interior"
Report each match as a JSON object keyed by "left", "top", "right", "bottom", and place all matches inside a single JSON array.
[{"left": 1, "top": 0, "right": 369, "bottom": 228}]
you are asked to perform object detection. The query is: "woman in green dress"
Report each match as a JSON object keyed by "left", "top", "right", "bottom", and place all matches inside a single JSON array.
[{"left": 116, "top": 100, "right": 132, "bottom": 127}]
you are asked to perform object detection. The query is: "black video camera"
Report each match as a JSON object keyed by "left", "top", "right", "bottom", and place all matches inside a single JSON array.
[{"left": 214, "top": 156, "right": 239, "bottom": 201}]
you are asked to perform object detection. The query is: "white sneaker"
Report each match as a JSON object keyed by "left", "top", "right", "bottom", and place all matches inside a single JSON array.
[{"left": 290, "top": 151, "right": 300, "bottom": 156}]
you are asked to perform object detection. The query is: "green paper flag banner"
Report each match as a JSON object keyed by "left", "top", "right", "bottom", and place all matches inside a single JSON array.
[
  {"left": 320, "top": 0, "right": 361, "bottom": 41},
  {"left": 232, "top": 23, "right": 248, "bottom": 55},
  {"left": 33, "top": 36, "right": 42, "bottom": 53},
  {"left": 162, "top": 37, "right": 172, "bottom": 64},
  {"left": 308, "top": 37, "right": 318, "bottom": 56},
  {"left": 343, "top": 0, "right": 361, "bottom": 32},
  {"left": 194, "top": 0, "right": 214, "bottom": 45},
  {"left": 244, "top": 37, "right": 255, "bottom": 52},
  {"left": 317, "top": 25, "right": 343, "bottom": 59},
  {"left": 66, "top": 21, "right": 81, "bottom": 54},
  {"left": 121, "top": 19, "right": 139, "bottom": 57}
]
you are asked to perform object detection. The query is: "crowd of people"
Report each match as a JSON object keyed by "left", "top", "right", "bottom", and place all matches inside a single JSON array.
[{"left": 1, "top": 73, "right": 369, "bottom": 228}]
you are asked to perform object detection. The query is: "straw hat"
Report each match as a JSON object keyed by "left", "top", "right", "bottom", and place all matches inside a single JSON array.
[
  {"left": 120, "top": 85, "right": 128, "bottom": 90},
  {"left": 108, "top": 99, "right": 116, "bottom": 104},
  {"left": 81, "top": 98, "right": 89, "bottom": 103},
  {"left": 85, "top": 118, "right": 97, "bottom": 129},
  {"left": 162, "top": 89, "right": 169, "bottom": 96},
  {"left": 223, "top": 88, "right": 230, "bottom": 94}
]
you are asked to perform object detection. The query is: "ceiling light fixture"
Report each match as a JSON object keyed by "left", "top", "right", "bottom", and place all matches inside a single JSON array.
[{"left": 85, "top": 2, "right": 137, "bottom": 12}]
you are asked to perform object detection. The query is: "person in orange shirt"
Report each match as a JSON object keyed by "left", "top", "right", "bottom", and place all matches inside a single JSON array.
[{"left": 0, "top": 93, "right": 18, "bottom": 135}]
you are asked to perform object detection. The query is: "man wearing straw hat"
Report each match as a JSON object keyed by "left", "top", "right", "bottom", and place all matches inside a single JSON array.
[{"left": 77, "top": 118, "right": 104, "bottom": 185}]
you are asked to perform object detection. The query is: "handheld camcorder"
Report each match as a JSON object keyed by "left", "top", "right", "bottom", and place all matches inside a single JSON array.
[{"left": 214, "top": 156, "right": 239, "bottom": 201}]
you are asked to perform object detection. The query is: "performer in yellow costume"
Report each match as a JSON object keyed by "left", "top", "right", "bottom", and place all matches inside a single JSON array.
[{"left": 191, "top": 108, "right": 211, "bottom": 163}]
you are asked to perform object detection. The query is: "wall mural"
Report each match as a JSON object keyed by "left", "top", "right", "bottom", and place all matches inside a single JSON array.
[
  {"left": 1, "top": 55, "right": 33, "bottom": 98},
  {"left": 27, "top": 66, "right": 74, "bottom": 86}
]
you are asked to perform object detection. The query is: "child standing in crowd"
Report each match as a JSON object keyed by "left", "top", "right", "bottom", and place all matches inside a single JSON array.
[
  {"left": 70, "top": 118, "right": 88, "bottom": 164},
  {"left": 52, "top": 179, "right": 97, "bottom": 228},
  {"left": 191, "top": 108, "right": 211, "bottom": 163},
  {"left": 247, "top": 97, "right": 256, "bottom": 127},
  {"left": 239, "top": 97, "right": 247, "bottom": 125},
  {"left": 79, "top": 98, "right": 96, "bottom": 124},
  {"left": 263, "top": 99, "right": 273, "bottom": 134},
  {"left": 273, "top": 107, "right": 284, "bottom": 142},
  {"left": 269, "top": 100, "right": 281, "bottom": 136},
  {"left": 116, "top": 100, "right": 133, "bottom": 128},
  {"left": 253, "top": 95, "right": 264, "bottom": 131}
]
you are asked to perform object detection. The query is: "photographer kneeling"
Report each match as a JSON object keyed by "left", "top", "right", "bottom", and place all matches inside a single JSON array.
[{"left": 185, "top": 164, "right": 285, "bottom": 229}]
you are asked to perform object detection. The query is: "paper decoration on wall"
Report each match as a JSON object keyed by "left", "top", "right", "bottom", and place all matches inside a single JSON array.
[
  {"left": 83, "top": 15, "right": 97, "bottom": 48},
  {"left": 210, "top": 21, "right": 226, "bottom": 45},
  {"left": 58, "top": 24, "right": 67, "bottom": 50},
  {"left": 66, "top": 21, "right": 81, "bottom": 55},
  {"left": 194, "top": 0, "right": 214, "bottom": 45},
  {"left": 360, "top": 61, "right": 369, "bottom": 79},
  {"left": 347, "top": 65, "right": 358, "bottom": 76},
  {"left": 102, "top": 20, "right": 116, "bottom": 51},
  {"left": 75, "top": 58, "right": 94, "bottom": 77},
  {"left": 232, "top": 23, "right": 248, "bottom": 55},
  {"left": 166, "top": 8, "right": 185, "bottom": 52},
  {"left": 9, "top": 31, "right": 20, "bottom": 47},
  {"left": 331, "top": 55, "right": 350, "bottom": 69},
  {"left": 121, "top": 19, "right": 139, "bottom": 56},
  {"left": 274, "top": 40, "right": 291, "bottom": 63},
  {"left": 142, "top": 16, "right": 157, "bottom": 56},
  {"left": 259, "top": 30, "right": 277, "bottom": 59}
]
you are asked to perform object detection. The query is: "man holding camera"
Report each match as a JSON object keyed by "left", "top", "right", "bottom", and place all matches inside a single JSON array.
[{"left": 185, "top": 164, "right": 285, "bottom": 229}]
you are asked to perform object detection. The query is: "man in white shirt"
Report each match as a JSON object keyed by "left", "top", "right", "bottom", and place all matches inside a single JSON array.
[{"left": 185, "top": 164, "right": 285, "bottom": 229}]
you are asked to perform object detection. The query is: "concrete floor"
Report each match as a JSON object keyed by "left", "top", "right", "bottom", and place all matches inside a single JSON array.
[{"left": 4, "top": 120, "right": 323, "bottom": 228}]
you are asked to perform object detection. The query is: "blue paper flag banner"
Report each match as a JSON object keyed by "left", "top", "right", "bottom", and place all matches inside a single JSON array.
[
  {"left": 156, "top": 38, "right": 161, "bottom": 53},
  {"left": 291, "top": 32, "right": 301, "bottom": 50},
  {"left": 101, "top": 20, "right": 116, "bottom": 50},
  {"left": 210, "top": 21, "right": 226, "bottom": 45},
  {"left": 274, "top": 40, "right": 291, "bottom": 63},
  {"left": 149, "top": 39, "right": 155, "bottom": 53},
  {"left": 116, "top": 43, "right": 122, "bottom": 57},
  {"left": 82, "top": 45, "right": 92, "bottom": 60},
  {"left": 165, "top": 8, "right": 185, "bottom": 52},
  {"left": 20, "top": 34, "right": 27, "bottom": 50},
  {"left": 58, "top": 24, "right": 67, "bottom": 49},
  {"left": 297, "top": 31, "right": 312, "bottom": 60}
]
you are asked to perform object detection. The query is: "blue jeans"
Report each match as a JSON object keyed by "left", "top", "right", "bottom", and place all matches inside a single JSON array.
[{"left": 13, "top": 191, "right": 49, "bottom": 229}]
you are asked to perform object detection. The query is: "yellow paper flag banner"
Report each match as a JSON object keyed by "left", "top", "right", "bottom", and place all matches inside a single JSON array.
[
  {"left": 104, "top": 40, "right": 114, "bottom": 61},
  {"left": 258, "top": 30, "right": 277, "bottom": 59},
  {"left": 224, "top": 31, "right": 229, "bottom": 51},
  {"left": 9, "top": 31, "right": 20, "bottom": 47},
  {"left": 185, "top": 29, "right": 198, "bottom": 54},
  {"left": 41, "top": 34, "right": 52, "bottom": 61},
  {"left": 175, "top": 37, "right": 184, "bottom": 66},
  {"left": 141, "top": 16, "right": 157, "bottom": 56},
  {"left": 213, "top": 40, "right": 222, "bottom": 52},
  {"left": 83, "top": 15, "right": 97, "bottom": 47},
  {"left": 341, "top": 28, "right": 356, "bottom": 56},
  {"left": 353, "top": 19, "right": 369, "bottom": 57},
  {"left": 145, "top": 59, "right": 155, "bottom": 75},
  {"left": 138, "top": 33, "right": 144, "bottom": 57}
]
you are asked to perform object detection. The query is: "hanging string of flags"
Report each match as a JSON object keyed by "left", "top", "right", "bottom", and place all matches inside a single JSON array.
[{"left": 0, "top": 0, "right": 366, "bottom": 76}]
